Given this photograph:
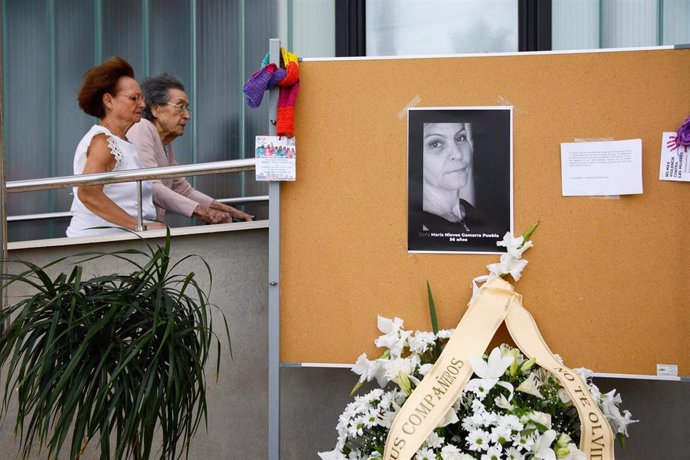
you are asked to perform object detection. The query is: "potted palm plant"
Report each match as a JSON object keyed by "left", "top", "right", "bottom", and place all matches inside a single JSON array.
[{"left": 0, "top": 230, "right": 228, "bottom": 459}]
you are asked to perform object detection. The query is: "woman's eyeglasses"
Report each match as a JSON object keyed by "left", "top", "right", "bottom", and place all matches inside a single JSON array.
[
  {"left": 118, "top": 93, "right": 144, "bottom": 103},
  {"left": 165, "top": 102, "right": 192, "bottom": 114}
]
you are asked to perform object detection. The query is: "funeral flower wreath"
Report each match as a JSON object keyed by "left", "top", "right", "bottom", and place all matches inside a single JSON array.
[{"left": 320, "top": 225, "right": 636, "bottom": 460}]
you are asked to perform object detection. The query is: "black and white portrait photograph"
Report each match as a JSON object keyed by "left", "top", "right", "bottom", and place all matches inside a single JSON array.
[{"left": 408, "top": 107, "right": 513, "bottom": 253}]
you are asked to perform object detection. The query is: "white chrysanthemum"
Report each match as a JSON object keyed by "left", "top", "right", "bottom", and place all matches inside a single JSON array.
[
  {"left": 418, "top": 363, "right": 433, "bottom": 376},
  {"left": 436, "top": 328, "right": 455, "bottom": 339},
  {"left": 438, "top": 444, "right": 462, "bottom": 460},
  {"left": 466, "top": 379, "right": 492, "bottom": 400},
  {"left": 408, "top": 330, "right": 436, "bottom": 354},
  {"left": 466, "top": 428, "right": 490, "bottom": 452},
  {"left": 498, "top": 414, "right": 523, "bottom": 432},
  {"left": 362, "top": 407, "right": 380, "bottom": 428},
  {"left": 481, "top": 445, "right": 503, "bottom": 460},
  {"left": 363, "top": 388, "right": 385, "bottom": 404},
  {"left": 461, "top": 399, "right": 497, "bottom": 429},
  {"left": 347, "top": 415, "right": 365, "bottom": 437},
  {"left": 513, "top": 432, "right": 536, "bottom": 451},
  {"left": 414, "top": 447, "right": 435, "bottom": 460},
  {"left": 317, "top": 449, "right": 349, "bottom": 460},
  {"left": 505, "top": 446, "right": 525, "bottom": 459},
  {"left": 461, "top": 415, "right": 478, "bottom": 432},
  {"left": 489, "top": 424, "right": 513, "bottom": 446},
  {"left": 423, "top": 431, "right": 443, "bottom": 449},
  {"left": 379, "top": 391, "right": 401, "bottom": 415},
  {"left": 470, "top": 405, "right": 498, "bottom": 428}
]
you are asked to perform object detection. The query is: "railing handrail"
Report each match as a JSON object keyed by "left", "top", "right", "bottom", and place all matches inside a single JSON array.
[
  {"left": 7, "top": 158, "right": 257, "bottom": 193},
  {"left": 6, "top": 195, "right": 270, "bottom": 222}
]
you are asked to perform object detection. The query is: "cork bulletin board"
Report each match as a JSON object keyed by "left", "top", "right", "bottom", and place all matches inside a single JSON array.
[{"left": 280, "top": 48, "right": 690, "bottom": 376}]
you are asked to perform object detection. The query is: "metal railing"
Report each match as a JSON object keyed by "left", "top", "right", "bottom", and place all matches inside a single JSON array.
[{"left": 6, "top": 158, "right": 261, "bottom": 231}]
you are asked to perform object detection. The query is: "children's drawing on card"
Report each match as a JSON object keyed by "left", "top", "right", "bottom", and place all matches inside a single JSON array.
[{"left": 255, "top": 135, "right": 296, "bottom": 181}]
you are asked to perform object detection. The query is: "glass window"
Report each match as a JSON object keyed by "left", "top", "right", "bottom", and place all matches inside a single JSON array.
[
  {"left": 283, "top": 0, "right": 336, "bottom": 58},
  {"left": 366, "top": 0, "right": 518, "bottom": 56},
  {"left": 2, "top": 0, "right": 277, "bottom": 241},
  {"left": 553, "top": 0, "right": 690, "bottom": 50}
]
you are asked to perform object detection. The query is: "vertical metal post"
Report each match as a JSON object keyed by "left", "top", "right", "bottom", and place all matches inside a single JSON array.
[
  {"left": 0, "top": 4, "right": 7, "bottom": 331},
  {"left": 135, "top": 180, "right": 144, "bottom": 231},
  {"left": 267, "top": 38, "right": 281, "bottom": 460}
]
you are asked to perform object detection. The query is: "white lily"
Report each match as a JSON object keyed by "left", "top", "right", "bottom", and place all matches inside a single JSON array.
[
  {"left": 494, "top": 393, "right": 514, "bottom": 410},
  {"left": 516, "top": 372, "right": 544, "bottom": 399},
  {"left": 471, "top": 347, "right": 514, "bottom": 380},
  {"left": 437, "top": 406, "right": 460, "bottom": 428},
  {"left": 557, "top": 443, "right": 587, "bottom": 460},
  {"left": 467, "top": 347, "right": 514, "bottom": 397},
  {"left": 525, "top": 411, "right": 552, "bottom": 430},
  {"left": 531, "top": 429, "right": 558, "bottom": 460}
]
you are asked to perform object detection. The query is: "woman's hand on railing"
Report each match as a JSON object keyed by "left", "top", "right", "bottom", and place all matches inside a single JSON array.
[
  {"left": 210, "top": 200, "right": 254, "bottom": 222},
  {"left": 193, "top": 205, "right": 232, "bottom": 224}
]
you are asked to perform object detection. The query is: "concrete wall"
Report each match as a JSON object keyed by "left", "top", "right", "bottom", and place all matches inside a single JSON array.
[
  {"left": 3, "top": 229, "right": 269, "bottom": 459},
  {"left": 2, "top": 228, "right": 688, "bottom": 459}
]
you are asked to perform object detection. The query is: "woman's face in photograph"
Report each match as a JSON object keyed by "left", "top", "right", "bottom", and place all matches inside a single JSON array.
[{"left": 423, "top": 122, "right": 473, "bottom": 191}]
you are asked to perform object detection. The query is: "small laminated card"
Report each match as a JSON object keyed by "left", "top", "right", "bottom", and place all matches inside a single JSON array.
[
  {"left": 659, "top": 132, "right": 689, "bottom": 182},
  {"left": 255, "top": 135, "right": 296, "bottom": 181}
]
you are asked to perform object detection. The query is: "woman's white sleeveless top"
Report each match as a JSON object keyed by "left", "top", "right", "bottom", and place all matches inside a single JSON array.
[{"left": 66, "top": 125, "right": 156, "bottom": 237}]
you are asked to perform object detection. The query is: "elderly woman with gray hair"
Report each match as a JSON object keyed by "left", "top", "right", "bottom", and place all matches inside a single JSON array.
[{"left": 127, "top": 73, "right": 253, "bottom": 224}]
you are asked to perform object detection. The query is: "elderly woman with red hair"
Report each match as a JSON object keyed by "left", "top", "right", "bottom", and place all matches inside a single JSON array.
[{"left": 66, "top": 56, "right": 165, "bottom": 237}]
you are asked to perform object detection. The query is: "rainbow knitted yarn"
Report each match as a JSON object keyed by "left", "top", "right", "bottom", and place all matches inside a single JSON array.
[{"left": 243, "top": 48, "right": 300, "bottom": 137}]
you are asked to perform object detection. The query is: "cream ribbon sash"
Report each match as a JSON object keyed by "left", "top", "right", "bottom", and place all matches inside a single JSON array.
[
  {"left": 382, "top": 278, "right": 615, "bottom": 459},
  {"left": 505, "top": 293, "right": 615, "bottom": 460}
]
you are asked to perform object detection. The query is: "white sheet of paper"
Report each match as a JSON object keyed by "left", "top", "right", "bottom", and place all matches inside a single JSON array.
[
  {"left": 658, "top": 132, "right": 690, "bottom": 182},
  {"left": 560, "top": 139, "right": 643, "bottom": 196}
]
